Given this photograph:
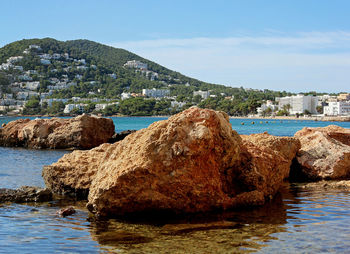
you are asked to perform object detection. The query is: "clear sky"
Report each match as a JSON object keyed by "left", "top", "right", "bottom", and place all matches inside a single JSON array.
[{"left": 1, "top": 0, "right": 350, "bottom": 93}]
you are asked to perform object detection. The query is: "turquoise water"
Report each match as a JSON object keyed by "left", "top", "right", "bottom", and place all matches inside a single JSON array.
[
  {"left": 1, "top": 116, "right": 350, "bottom": 253},
  {"left": 2, "top": 116, "right": 350, "bottom": 136}
]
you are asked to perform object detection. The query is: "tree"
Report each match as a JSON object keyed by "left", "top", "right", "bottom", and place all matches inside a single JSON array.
[
  {"left": 23, "top": 96, "right": 41, "bottom": 115},
  {"left": 47, "top": 101, "right": 65, "bottom": 115},
  {"left": 316, "top": 105, "right": 323, "bottom": 114},
  {"left": 304, "top": 109, "right": 311, "bottom": 116}
]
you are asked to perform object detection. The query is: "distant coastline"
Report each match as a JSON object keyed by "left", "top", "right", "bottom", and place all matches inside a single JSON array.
[{"left": 2, "top": 113, "right": 349, "bottom": 122}]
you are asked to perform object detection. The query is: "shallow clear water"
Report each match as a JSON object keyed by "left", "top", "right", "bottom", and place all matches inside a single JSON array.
[
  {"left": 1, "top": 116, "right": 350, "bottom": 253},
  {"left": 1, "top": 185, "right": 350, "bottom": 253}
]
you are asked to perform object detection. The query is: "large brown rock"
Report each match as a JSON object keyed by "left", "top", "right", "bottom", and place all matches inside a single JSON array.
[
  {"left": 0, "top": 114, "right": 115, "bottom": 149},
  {"left": 43, "top": 143, "right": 111, "bottom": 197},
  {"left": 294, "top": 125, "right": 350, "bottom": 180},
  {"left": 239, "top": 133, "right": 301, "bottom": 199},
  {"left": 44, "top": 107, "right": 298, "bottom": 218}
]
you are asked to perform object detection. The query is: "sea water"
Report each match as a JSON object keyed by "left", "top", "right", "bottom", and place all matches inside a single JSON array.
[{"left": 1, "top": 116, "right": 350, "bottom": 253}]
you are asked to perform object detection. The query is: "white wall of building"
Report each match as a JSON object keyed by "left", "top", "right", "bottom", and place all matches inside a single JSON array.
[
  {"left": 324, "top": 101, "right": 350, "bottom": 116},
  {"left": 277, "top": 95, "right": 318, "bottom": 114}
]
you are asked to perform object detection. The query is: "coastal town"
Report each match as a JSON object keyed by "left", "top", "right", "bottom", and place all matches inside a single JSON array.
[{"left": 0, "top": 43, "right": 349, "bottom": 118}]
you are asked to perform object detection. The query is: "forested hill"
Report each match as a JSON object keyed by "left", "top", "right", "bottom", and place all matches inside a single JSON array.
[
  {"left": 0, "top": 38, "right": 207, "bottom": 86},
  {"left": 0, "top": 38, "right": 294, "bottom": 116}
]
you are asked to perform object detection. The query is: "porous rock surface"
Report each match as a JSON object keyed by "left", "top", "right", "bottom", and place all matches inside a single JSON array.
[
  {"left": 239, "top": 133, "right": 301, "bottom": 198},
  {"left": 294, "top": 125, "right": 350, "bottom": 180},
  {"left": 43, "top": 107, "right": 300, "bottom": 218},
  {"left": 43, "top": 143, "right": 111, "bottom": 197},
  {"left": 0, "top": 114, "right": 115, "bottom": 149}
]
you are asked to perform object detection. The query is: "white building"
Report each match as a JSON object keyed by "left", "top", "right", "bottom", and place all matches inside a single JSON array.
[
  {"left": 62, "top": 53, "right": 69, "bottom": 59},
  {"left": 23, "top": 81, "right": 40, "bottom": 91},
  {"left": 51, "top": 53, "right": 61, "bottom": 60},
  {"left": 124, "top": 60, "right": 148, "bottom": 70},
  {"left": 17, "top": 91, "right": 39, "bottom": 100},
  {"left": 108, "top": 73, "right": 117, "bottom": 79},
  {"left": 40, "top": 59, "right": 51, "bottom": 65},
  {"left": 7, "top": 56, "right": 23, "bottom": 63},
  {"left": 47, "top": 82, "right": 76, "bottom": 90},
  {"left": 39, "top": 54, "right": 51, "bottom": 60},
  {"left": 121, "top": 92, "right": 132, "bottom": 100},
  {"left": 257, "top": 100, "right": 278, "bottom": 116},
  {"left": 13, "top": 66, "right": 23, "bottom": 71},
  {"left": 64, "top": 104, "right": 88, "bottom": 114},
  {"left": 171, "top": 101, "right": 186, "bottom": 108},
  {"left": 29, "top": 45, "right": 41, "bottom": 50},
  {"left": 77, "top": 66, "right": 88, "bottom": 71},
  {"left": 142, "top": 88, "right": 170, "bottom": 98},
  {"left": 17, "top": 74, "right": 32, "bottom": 81},
  {"left": 324, "top": 101, "right": 350, "bottom": 116},
  {"left": 26, "top": 70, "right": 38, "bottom": 75},
  {"left": 193, "top": 90, "right": 210, "bottom": 100},
  {"left": 0, "top": 63, "right": 13, "bottom": 70},
  {"left": 276, "top": 95, "right": 318, "bottom": 114},
  {"left": 41, "top": 98, "right": 69, "bottom": 107},
  {"left": 95, "top": 102, "right": 119, "bottom": 111}
]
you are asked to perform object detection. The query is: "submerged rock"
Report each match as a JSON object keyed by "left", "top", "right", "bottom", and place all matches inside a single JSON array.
[
  {"left": 161, "top": 221, "right": 239, "bottom": 235},
  {"left": 0, "top": 114, "right": 115, "bottom": 149},
  {"left": 57, "top": 206, "right": 76, "bottom": 217},
  {"left": 301, "top": 180, "right": 350, "bottom": 190},
  {"left": 43, "top": 107, "right": 300, "bottom": 218},
  {"left": 293, "top": 125, "right": 350, "bottom": 180},
  {"left": 0, "top": 186, "right": 52, "bottom": 203}
]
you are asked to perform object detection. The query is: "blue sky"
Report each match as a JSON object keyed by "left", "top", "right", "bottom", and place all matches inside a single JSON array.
[{"left": 1, "top": 0, "right": 350, "bottom": 93}]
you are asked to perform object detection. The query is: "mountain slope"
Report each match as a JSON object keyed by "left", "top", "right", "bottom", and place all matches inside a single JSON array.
[{"left": 0, "top": 38, "right": 204, "bottom": 86}]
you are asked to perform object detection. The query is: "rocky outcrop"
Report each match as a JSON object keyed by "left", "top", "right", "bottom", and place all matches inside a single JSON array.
[
  {"left": 44, "top": 107, "right": 300, "bottom": 218},
  {"left": 43, "top": 143, "right": 111, "bottom": 197},
  {"left": 0, "top": 186, "right": 52, "bottom": 203},
  {"left": 293, "top": 125, "right": 350, "bottom": 180},
  {"left": 0, "top": 114, "right": 115, "bottom": 149},
  {"left": 239, "top": 133, "right": 301, "bottom": 197}
]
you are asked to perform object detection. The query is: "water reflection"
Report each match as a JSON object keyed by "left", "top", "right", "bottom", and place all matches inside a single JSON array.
[
  {"left": 88, "top": 187, "right": 293, "bottom": 253},
  {"left": 1, "top": 183, "right": 350, "bottom": 253}
]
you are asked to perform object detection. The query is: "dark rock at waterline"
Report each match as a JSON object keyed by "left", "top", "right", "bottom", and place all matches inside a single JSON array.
[
  {"left": 108, "top": 130, "right": 137, "bottom": 144},
  {"left": 57, "top": 206, "right": 76, "bottom": 217},
  {"left": 0, "top": 186, "right": 52, "bottom": 203}
]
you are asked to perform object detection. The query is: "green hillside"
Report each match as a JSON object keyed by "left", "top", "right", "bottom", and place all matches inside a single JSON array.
[{"left": 0, "top": 38, "right": 293, "bottom": 116}]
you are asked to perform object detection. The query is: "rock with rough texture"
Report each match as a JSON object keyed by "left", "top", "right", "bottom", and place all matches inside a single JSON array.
[
  {"left": 0, "top": 186, "right": 52, "bottom": 203},
  {"left": 235, "top": 133, "right": 300, "bottom": 205},
  {"left": 44, "top": 107, "right": 299, "bottom": 218},
  {"left": 293, "top": 125, "right": 350, "bottom": 180},
  {"left": 43, "top": 143, "right": 112, "bottom": 197},
  {"left": 0, "top": 114, "right": 115, "bottom": 149}
]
